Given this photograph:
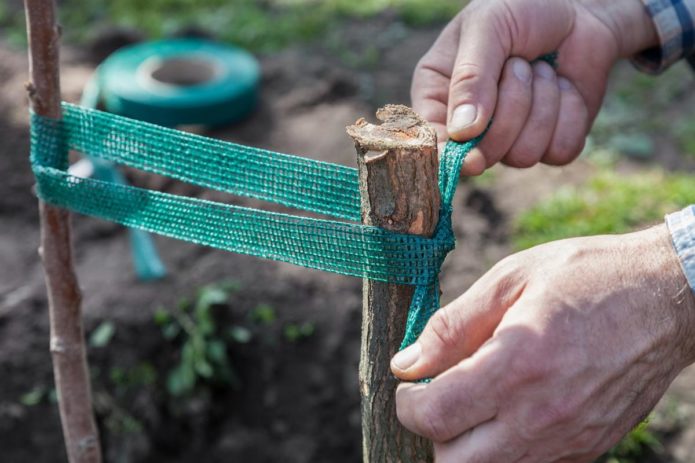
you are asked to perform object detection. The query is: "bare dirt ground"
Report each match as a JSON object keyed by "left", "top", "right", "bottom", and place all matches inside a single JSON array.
[{"left": 1, "top": 16, "right": 695, "bottom": 463}]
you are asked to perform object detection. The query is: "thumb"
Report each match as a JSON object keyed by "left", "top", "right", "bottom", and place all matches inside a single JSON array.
[
  {"left": 391, "top": 261, "right": 525, "bottom": 381},
  {"left": 447, "top": 10, "right": 509, "bottom": 141}
]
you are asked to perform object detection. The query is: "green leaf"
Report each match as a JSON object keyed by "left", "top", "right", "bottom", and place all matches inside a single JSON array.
[
  {"left": 250, "top": 304, "right": 276, "bottom": 325},
  {"left": 284, "top": 322, "right": 315, "bottom": 342},
  {"left": 20, "top": 387, "right": 45, "bottom": 406},
  {"left": 194, "top": 358, "right": 214, "bottom": 378},
  {"left": 196, "top": 285, "right": 229, "bottom": 310},
  {"left": 196, "top": 311, "right": 215, "bottom": 336},
  {"left": 228, "top": 325, "right": 252, "bottom": 343},
  {"left": 162, "top": 323, "right": 180, "bottom": 340},
  {"left": 167, "top": 364, "right": 196, "bottom": 396},
  {"left": 89, "top": 321, "right": 116, "bottom": 348},
  {"left": 206, "top": 339, "right": 228, "bottom": 364},
  {"left": 153, "top": 307, "right": 171, "bottom": 325}
]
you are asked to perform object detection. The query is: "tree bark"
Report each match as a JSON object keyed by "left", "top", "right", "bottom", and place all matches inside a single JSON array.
[
  {"left": 24, "top": 1, "right": 102, "bottom": 462},
  {"left": 347, "top": 105, "right": 439, "bottom": 463}
]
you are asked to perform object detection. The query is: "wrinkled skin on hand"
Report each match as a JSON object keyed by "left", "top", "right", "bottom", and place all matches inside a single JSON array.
[
  {"left": 412, "top": 0, "right": 658, "bottom": 174},
  {"left": 392, "top": 225, "right": 695, "bottom": 462}
]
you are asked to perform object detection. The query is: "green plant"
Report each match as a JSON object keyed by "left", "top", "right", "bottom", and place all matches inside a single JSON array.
[
  {"left": 1, "top": 0, "right": 463, "bottom": 52},
  {"left": 89, "top": 320, "right": 116, "bottom": 348},
  {"left": 20, "top": 386, "right": 47, "bottom": 407},
  {"left": 250, "top": 303, "right": 277, "bottom": 325},
  {"left": 513, "top": 169, "right": 695, "bottom": 250},
  {"left": 109, "top": 363, "right": 157, "bottom": 393},
  {"left": 154, "top": 281, "right": 241, "bottom": 396},
  {"left": 601, "top": 420, "right": 663, "bottom": 463},
  {"left": 587, "top": 62, "right": 693, "bottom": 156},
  {"left": 284, "top": 321, "right": 315, "bottom": 342}
]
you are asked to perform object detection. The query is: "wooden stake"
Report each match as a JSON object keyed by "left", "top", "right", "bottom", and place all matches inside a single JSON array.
[
  {"left": 24, "top": 1, "right": 102, "bottom": 462},
  {"left": 347, "top": 105, "right": 439, "bottom": 463}
]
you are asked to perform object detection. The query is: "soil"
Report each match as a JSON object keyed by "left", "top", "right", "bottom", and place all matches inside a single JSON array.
[{"left": 2, "top": 15, "right": 695, "bottom": 463}]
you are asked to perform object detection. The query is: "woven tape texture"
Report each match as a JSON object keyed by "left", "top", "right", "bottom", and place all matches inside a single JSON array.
[{"left": 30, "top": 103, "right": 480, "bottom": 350}]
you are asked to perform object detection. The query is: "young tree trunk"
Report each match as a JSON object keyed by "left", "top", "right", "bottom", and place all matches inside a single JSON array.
[
  {"left": 347, "top": 105, "right": 439, "bottom": 463},
  {"left": 23, "top": 1, "right": 102, "bottom": 461}
]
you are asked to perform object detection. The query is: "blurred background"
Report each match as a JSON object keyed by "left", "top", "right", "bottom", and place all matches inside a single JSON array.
[{"left": 2, "top": 1, "right": 695, "bottom": 462}]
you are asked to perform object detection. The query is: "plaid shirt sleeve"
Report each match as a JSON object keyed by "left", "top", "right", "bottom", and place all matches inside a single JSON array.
[
  {"left": 632, "top": 0, "right": 695, "bottom": 73},
  {"left": 666, "top": 207, "right": 695, "bottom": 294}
]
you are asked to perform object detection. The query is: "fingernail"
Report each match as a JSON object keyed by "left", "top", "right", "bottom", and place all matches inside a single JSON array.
[
  {"left": 512, "top": 59, "right": 532, "bottom": 83},
  {"left": 392, "top": 343, "right": 421, "bottom": 371},
  {"left": 558, "top": 77, "right": 572, "bottom": 91},
  {"left": 534, "top": 62, "right": 555, "bottom": 80},
  {"left": 449, "top": 104, "right": 477, "bottom": 133}
]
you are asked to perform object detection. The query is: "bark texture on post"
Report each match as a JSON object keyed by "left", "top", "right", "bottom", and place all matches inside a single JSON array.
[
  {"left": 24, "top": 1, "right": 102, "bottom": 462},
  {"left": 347, "top": 105, "right": 439, "bottom": 463}
]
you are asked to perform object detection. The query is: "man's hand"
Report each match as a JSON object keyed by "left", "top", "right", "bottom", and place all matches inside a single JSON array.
[
  {"left": 391, "top": 225, "right": 695, "bottom": 462},
  {"left": 413, "top": 0, "right": 658, "bottom": 174}
]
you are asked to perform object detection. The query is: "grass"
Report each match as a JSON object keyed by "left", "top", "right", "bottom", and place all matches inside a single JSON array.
[
  {"left": 674, "top": 115, "right": 695, "bottom": 158},
  {"left": 513, "top": 168, "right": 695, "bottom": 250},
  {"left": 513, "top": 167, "right": 695, "bottom": 461},
  {"left": 588, "top": 62, "right": 694, "bottom": 160},
  {"left": 1, "top": 0, "right": 462, "bottom": 52},
  {"left": 600, "top": 421, "right": 664, "bottom": 463}
]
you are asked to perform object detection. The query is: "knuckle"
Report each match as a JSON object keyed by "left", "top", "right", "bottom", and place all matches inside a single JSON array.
[
  {"left": 505, "top": 146, "right": 543, "bottom": 168},
  {"left": 449, "top": 62, "right": 485, "bottom": 98},
  {"left": 415, "top": 397, "right": 455, "bottom": 442},
  {"left": 522, "top": 399, "right": 582, "bottom": 439},
  {"left": 426, "top": 308, "right": 460, "bottom": 352},
  {"left": 501, "top": 345, "right": 549, "bottom": 391},
  {"left": 545, "top": 138, "right": 584, "bottom": 166}
]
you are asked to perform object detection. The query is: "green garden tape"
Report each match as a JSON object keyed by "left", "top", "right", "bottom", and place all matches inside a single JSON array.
[
  {"left": 79, "top": 39, "right": 260, "bottom": 279},
  {"left": 96, "top": 39, "right": 260, "bottom": 127},
  {"left": 32, "top": 53, "right": 555, "bottom": 359}
]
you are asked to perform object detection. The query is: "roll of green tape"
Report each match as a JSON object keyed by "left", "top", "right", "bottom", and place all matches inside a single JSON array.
[{"left": 97, "top": 39, "right": 260, "bottom": 127}]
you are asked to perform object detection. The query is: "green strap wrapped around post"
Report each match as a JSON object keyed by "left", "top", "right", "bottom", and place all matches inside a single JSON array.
[{"left": 30, "top": 102, "right": 480, "bottom": 348}]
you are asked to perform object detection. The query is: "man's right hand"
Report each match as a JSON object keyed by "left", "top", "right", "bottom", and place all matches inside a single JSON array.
[{"left": 412, "top": 0, "right": 659, "bottom": 175}]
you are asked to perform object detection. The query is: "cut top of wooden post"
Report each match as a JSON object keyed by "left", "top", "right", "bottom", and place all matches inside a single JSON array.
[
  {"left": 347, "top": 104, "right": 440, "bottom": 237},
  {"left": 346, "top": 104, "right": 437, "bottom": 152}
]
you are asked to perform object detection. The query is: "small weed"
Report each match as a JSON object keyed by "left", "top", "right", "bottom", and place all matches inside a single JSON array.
[
  {"left": 284, "top": 322, "right": 315, "bottom": 342},
  {"left": 227, "top": 325, "right": 253, "bottom": 344},
  {"left": 601, "top": 420, "right": 664, "bottom": 463},
  {"left": 89, "top": 321, "right": 116, "bottom": 348},
  {"left": 109, "top": 363, "right": 157, "bottom": 394},
  {"left": 20, "top": 386, "right": 46, "bottom": 407},
  {"left": 513, "top": 169, "right": 695, "bottom": 250},
  {"left": 250, "top": 303, "right": 277, "bottom": 325},
  {"left": 155, "top": 281, "right": 241, "bottom": 396}
]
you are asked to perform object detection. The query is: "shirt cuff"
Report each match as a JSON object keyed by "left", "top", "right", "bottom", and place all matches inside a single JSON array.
[
  {"left": 666, "top": 206, "right": 695, "bottom": 293},
  {"left": 631, "top": 0, "right": 695, "bottom": 74}
]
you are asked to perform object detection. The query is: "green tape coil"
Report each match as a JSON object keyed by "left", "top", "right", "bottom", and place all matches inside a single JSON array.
[{"left": 96, "top": 39, "right": 260, "bottom": 127}]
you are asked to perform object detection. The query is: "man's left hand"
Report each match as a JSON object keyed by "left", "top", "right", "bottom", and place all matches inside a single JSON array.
[{"left": 392, "top": 225, "right": 695, "bottom": 462}]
